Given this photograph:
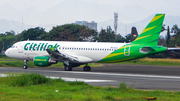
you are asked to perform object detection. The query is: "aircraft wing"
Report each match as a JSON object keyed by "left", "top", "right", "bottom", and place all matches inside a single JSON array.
[{"left": 46, "top": 48, "right": 93, "bottom": 63}]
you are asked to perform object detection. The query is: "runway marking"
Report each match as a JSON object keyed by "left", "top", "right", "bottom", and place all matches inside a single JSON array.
[
  {"left": 0, "top": 74, "right": 7, "bottom": 77},
  {"left": 33, "top": 70, "right": 180, "bottom": 79},
  {"left": 0, "top": 74, "right": 116, "bottom": 83},
  {"left": 48, "top": 77, "right": 116, "bottom": 82}
]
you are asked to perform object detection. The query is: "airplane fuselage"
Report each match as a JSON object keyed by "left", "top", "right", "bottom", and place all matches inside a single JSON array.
[{"left": 5, "top": 41, "right": 126, "bottom": 63}]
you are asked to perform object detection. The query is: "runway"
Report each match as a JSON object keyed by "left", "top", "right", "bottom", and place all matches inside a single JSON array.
[{"left": 0, "top": 64, "right": 180, "bottom": 91}]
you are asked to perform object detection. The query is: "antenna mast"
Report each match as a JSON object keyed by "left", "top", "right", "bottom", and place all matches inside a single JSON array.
[
  {"left": 114, "top": 12, "right": 118, "bottom": 34},
  {"left": 22, "top": 16, "right": 23, "bottom": 31}
]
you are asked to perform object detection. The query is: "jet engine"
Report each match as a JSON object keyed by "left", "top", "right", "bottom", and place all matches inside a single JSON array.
[{"left": 34, "top": 56, "right": 57, "bottom": 67}]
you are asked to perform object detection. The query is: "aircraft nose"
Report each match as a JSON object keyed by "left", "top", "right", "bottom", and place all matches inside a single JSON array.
[{"left": 5, "top": 49, "right": 10, "bottom": 57}]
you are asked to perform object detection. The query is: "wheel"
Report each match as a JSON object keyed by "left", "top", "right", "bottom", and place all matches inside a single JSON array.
[
  {"left": 83, "top": 66, "right": 91, "bottom": 71},
  {"left": 23, "top": 65, "right": 28, "bottom": 69},
  {"left": 68, "top": 66, "right": 72, "bottom": 71},
  {"left": 88, "top": 66, "right": 91, "bottom": 71},
  {"left": 83, "top": 66, "right": 88, "bottom": 71},
  {"left": 64, "top": 66, "right": 72, "bottom": 71}
]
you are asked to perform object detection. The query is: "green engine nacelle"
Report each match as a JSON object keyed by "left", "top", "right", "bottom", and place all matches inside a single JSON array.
[{"left": 34, "top": 56, "right": 57, "bottom": 67}]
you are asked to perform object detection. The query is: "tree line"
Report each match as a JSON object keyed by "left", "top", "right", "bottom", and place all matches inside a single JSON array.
[{"left": 0, "top": 24, "right": 180, "bottom": 53}]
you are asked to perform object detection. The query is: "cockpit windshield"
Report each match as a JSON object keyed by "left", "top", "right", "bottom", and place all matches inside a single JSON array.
[{"left": 11, "top": 45, "right": 15, "bottom": 48}]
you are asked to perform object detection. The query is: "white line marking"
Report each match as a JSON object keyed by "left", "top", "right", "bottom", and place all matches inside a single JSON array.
[
  {"left": 59, "top": 77, "right": 116, "bottom": 82},
  {"left": 0, "top": 74, "right": 116, "bottom": 83},
  {"left": 0, "top": 74, "right": 8, "bottom": 77},
  {"left": 34, "top": 70, "right": 180, "bottom": 79}
]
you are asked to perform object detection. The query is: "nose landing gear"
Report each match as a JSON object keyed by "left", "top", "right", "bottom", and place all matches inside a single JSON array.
[{"left": 23, "top": 60, "right": 28, "bottom": 69}]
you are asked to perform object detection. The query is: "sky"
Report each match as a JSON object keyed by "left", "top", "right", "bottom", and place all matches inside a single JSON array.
[
  {"left": 0, "top": 0, "right": 180, "bottom": 23},
  {"left": 0, "top": 0, "right": 179, "bottom": 11},
  {"left": 0, "top": 0, "right": 180, "bottom": 34}
]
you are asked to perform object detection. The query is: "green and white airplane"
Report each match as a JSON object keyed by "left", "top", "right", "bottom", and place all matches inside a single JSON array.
[{"left": 5, "top": 14, "right": 176, "bottom": 71}]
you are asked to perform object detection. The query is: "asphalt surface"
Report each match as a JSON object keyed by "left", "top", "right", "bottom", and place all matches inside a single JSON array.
[{"left": 0, "top": 64, "right": 180, "bottom": 91}]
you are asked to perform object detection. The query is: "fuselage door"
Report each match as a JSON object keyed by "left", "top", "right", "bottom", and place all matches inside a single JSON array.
[
  {"left": 124, "top": 45, "right": 130, "bottom": 56},
  {"left": 18, "top": 43, "right": 24, "bottom": 53}
]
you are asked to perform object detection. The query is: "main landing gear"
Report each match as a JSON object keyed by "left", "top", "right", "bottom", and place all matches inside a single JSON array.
[
  {"left": 64, "top": 65, "right": 72, "bottom": 71},
  {"left": 23, "top": 60, "right": 28, "bottom": 69},
  {"left": 63, "top": 63, "right": 91, "bottom": 71},
  {"left": 83, "top": 64, "right": 91, "bottom": 71}
]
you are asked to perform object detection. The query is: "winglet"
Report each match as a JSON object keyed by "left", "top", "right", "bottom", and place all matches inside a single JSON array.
[{"left": 131, "top": 14, "right": 165, "bottom": 45}]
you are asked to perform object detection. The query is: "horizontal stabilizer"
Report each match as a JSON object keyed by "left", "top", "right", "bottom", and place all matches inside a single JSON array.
[{"left": 167, "top": 48, "right": 180, "bottom": 51}]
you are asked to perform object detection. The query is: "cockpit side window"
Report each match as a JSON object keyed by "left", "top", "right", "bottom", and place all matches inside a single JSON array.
[
  {"left": 11, "top": 45, "right": 14, "bottom": 48},
  {"left": 10, "top": 45, "right": 16, "bottom": 48}
]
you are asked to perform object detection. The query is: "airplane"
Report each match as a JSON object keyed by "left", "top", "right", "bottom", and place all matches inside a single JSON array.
[{"left": 5, "top": 14, "right": 175, "bottom": 71}]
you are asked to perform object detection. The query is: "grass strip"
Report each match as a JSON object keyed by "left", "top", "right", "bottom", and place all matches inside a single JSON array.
[
  {"left": 116, "top": 58, "right": 180, "bottom": 66},
  {"left": 0, "top": 57, "right": 102, "bottom": 68},
  {"left": 0, "top": 73, "right": 180, "bottom": 101},
  {"left": 1, "top": 57, "right": 180, "bottom": 68}
]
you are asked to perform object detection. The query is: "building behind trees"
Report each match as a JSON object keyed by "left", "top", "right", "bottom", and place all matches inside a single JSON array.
[{"left": 75, "top": 21, "right": 97, "bottom": 31}]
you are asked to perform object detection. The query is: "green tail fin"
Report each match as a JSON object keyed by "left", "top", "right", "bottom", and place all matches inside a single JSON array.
[{"left": 131, "top": 14, "right": 165, "bottom": 45}]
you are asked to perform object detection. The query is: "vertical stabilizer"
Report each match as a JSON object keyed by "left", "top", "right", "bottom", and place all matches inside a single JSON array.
[{"left": 131, "top": 14, "right": 165, "bottom": 45}]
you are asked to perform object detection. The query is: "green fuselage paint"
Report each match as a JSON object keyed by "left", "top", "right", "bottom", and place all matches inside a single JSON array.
[
  {"left": 40, "top": 43, "right": 45, "bottom": 51},
  {"left": 33, "top": 43, "right": 37, "bottom": 51},
  {"left": 23, "top": 43, "right": 60, "bottom": 51},
  {"left": 29, "top": 43, "right": 34, "bottom": 50},
  {"left": 37, "top": 43, "right": 41, "bottom": 51},
  {"left": 43, "top": 43, "right": 48, "bottom": 51}
]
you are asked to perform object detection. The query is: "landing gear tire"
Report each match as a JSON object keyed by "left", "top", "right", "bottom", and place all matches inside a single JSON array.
[
  {"left": 23, "top": 65, "right": 28, "bottom": 69},
  {"left": 83, "top": 66, "right": 91, "bottom": 71},
  {"left": 64, "top": 66, "right": 72, "bottom": 71},
  {"left": 23, "top": 60, "right": 28, "bottom": 69}
]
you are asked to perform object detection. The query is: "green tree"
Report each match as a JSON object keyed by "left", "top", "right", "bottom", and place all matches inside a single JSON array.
[
  {"left": 158, "top": 36, "right": 166, "bottom": 46},
  {"left": 168, "top": 37, "right": 175, "bottom": 47},
  {"left": 47, "top": 24, "right": 97, "bottom": 41},
  {"left": 16, "top": 33, "right": 24, "bottom": 41},
  {"left": 171, "top": 24, "right": 180, "bottom": 34},
  {"left": 98, "top": 26, "right": 115, "bottom": 42},
  {"left": 166, "top": 26, "right": 170, "bottom": 46},
  {"left": 115, "top": 34, "right": 126, "bottom": 42},
  {"left": 5, "top": 30, "right": 16, "bottom": 36},
  {"left": 0, "top": 33, "right": 16, "bottom": 53},
  {"left": 169, "top": 24, "right": 180, "bottom": 47},
  {"left": 48, "top": 24, "right": 81, "bottom": 41},
  {"left": 22, "top": 27, "right": 46, "bottom": 40},
  {"left": 124, "top": 34, "right": 131, "bottom": 43},
  {"left": 79, "top": 26, "right": 97, "bottom": 41}
]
